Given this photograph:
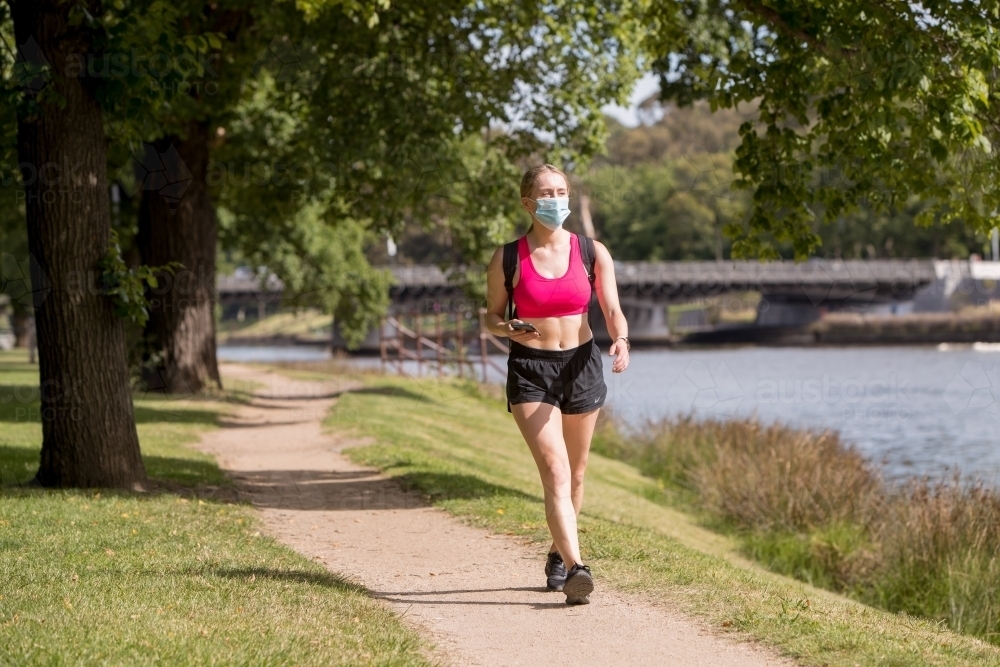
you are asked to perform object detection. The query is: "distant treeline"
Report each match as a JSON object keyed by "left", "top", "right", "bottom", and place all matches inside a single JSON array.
[{"left": 586, "top": 101, "right": 993, "bottom": 261}]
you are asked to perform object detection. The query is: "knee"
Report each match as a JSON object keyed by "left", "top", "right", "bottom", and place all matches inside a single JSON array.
[
  {"left": 571, "top": 468, "right": 587, "bottom": 490},
  {"left": 541, "top": 461, "right": 572, "bottom": 495}
]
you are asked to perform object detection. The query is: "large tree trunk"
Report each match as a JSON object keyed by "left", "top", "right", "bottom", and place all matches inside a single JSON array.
[
  {"left": 136, "top": 122, "right": 221, "bottom": 394},
  {"left": 11, "top": 0, "right": 146, "bottom": 488}
]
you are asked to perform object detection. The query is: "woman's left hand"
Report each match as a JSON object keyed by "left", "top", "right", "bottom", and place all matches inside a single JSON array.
[{"left": 609, "top": 338, "right": 629, "bottom": 373}]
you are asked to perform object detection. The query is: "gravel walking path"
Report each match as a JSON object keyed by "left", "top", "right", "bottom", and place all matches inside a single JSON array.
[{"left": 196, "top": 364, "right": 793, "bottom": 667}]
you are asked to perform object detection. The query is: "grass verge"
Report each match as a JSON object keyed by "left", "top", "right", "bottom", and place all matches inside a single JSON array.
[
  {"left": 0, "top": 350, "right": 435, "bottom": 666},
  {"left": 324, "top": 372, "right": 1000, "bottom": 667}
]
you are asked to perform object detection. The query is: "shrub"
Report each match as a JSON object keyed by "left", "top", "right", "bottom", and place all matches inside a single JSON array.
[
  {"left": 595, "top": 415, "right": 884, "bottom": 531},
  {"left": 862, "top": 478, "right": 1000, "bottom": 641}
]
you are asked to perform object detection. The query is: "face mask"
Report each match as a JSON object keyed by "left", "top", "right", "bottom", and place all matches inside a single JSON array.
[{"left": 529, "top": 197, "right": 571, "bottom": 230}]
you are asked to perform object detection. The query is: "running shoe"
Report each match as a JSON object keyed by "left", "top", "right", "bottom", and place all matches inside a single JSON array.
[
  {"left": 545, "top": 551, "right": 567, "bottom": 591},
  {"left": 563, "top": 564, "right": 593, "bottom": 605}
]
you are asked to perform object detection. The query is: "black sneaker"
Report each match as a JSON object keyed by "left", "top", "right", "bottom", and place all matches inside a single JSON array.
[
  {"left": 545, "top": 551, "right": 567, "bottom": 591},
  {"left": 563, "top": 564, "right": 593, "bottom": 605}
]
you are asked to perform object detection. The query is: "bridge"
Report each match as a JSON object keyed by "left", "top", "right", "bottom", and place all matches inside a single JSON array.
[
  {"left": 387, "top": 259, "right": 941, "bottom": 343},
  {"left": 219, "top": 259, "right": 1000, "bottom": 346},
  {"left": 390, "top": 259, "right": 937, "bottom": 303}
]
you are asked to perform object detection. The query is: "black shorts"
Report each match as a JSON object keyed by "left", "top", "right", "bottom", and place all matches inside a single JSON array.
[{"left": 506, "top": 338, "right": 607, "bottom": 415}]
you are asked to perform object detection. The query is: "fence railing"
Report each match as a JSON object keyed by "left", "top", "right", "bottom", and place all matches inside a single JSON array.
[{"left": 379, "top": 308, "right": 508, "bottom": 381}]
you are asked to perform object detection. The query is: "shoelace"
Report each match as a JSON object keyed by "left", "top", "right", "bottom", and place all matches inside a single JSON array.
[{"left": 547, "top": 552, "right": 566, "bottom": 576}]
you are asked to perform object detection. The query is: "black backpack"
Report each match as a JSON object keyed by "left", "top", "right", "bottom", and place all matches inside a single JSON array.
[{"left": 502, "top": 233, "right": 597, "bottom": 326}]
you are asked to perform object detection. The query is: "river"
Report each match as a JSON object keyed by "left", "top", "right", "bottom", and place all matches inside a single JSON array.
[
  {"left": 605, "top": 345, "right": 1000, "bottom": 482},
  {"left": 218, "top": 343, "right": 999, "bottom": 482}
]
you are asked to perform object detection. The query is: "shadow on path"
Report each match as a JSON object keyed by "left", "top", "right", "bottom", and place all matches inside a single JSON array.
[
  {"left": 213, "top": 566, "right": 364, "bottom": 592},
  {"left": 217, "top": 417, "right": 317, "bottom": 429},
  {"left": 236, "top": 469, "right": 536, "bottom": 512},
  {"left": 377, "top": 594, "right": 566, "bottom": 610}
]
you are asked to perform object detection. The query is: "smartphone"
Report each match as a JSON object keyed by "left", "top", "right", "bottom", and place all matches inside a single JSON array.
[{"left": 510, "top": 322, "right": 538, "bottom": 333}]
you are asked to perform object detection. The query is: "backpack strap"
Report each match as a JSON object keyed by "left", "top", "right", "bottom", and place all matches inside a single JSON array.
[
  {"left": 577, "top": 233, "right": 596, "bottom": 288},
  {"left": 502, "top": 239, "right": 519, "bottom": 321},
  {"left": 502, "top": 239, "right": 520, "bottom": 413},
  {"left": 576, "top": 234, "right": 597, "bottom": 327}
]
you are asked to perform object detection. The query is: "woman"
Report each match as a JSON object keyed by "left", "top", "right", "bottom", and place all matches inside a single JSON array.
[{"left": 485, "top": 164, "right": 630, "bottom": 605}]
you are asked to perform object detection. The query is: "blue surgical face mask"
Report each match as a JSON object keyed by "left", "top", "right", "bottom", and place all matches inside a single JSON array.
[{"left": 529, "top": 197, "right": 571, "bottom": 230}]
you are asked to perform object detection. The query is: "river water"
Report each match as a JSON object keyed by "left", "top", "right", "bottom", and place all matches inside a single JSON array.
[
  {"left": 218, "top": 343, "right": 1000, "bottom": 482},
  {"left": 218, "top": 346, "right": 332, "bottom": 363},
  {"left": 603, "top": 345, "right": 1000, "bottom": 482}
]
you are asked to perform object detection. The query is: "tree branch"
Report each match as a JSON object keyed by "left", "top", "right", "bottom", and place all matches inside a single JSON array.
[{"left": 737, "top": 0, "right": 854, "bottom": 58}]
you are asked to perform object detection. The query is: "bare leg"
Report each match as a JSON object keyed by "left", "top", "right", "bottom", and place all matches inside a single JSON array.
[
  {"left": 511, "top": 402, "right": 582, "bottom": 568},
  {"left": 549, "top": 408, "right": 599, "bottom": 555}
]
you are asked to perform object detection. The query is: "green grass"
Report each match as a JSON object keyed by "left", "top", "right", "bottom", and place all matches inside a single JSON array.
[
  {"left": 0, "top": 349, "right": 231, "bottom": 489},
  {"left": 0, "top": 350, "right": 435, "bottom": 666},
  {"left": 325, "top": 373, "right": 1000, "bottom": 667},
  {"left": 218, "top": 309, "right": 331, "bottom": 339}
]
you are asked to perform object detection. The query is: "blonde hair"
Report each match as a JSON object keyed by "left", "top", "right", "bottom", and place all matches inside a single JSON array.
[{"left": 519, "top": 164, "right": 570, "bottom": 199}]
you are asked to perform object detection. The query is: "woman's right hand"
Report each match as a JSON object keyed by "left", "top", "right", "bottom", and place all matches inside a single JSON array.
[{"left": 506, "top": 319, "right": 541, "bottom": 343}]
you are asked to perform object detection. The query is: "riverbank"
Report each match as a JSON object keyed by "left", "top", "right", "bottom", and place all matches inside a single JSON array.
[
  {"left": 809, "top": 309, "right": 1000, "bottom": 344},
  {"left": 678, "top": 309, "right": 1000, "bottom": 346},
  {"left": 594, "top": 416, "right": 1000, "bottom": 645},
  {"left": 305, "top": 366, "right": 1000, "bottom": 666},
  {"left": 217, "top": 310, "right": 331, "bottom": 346}
]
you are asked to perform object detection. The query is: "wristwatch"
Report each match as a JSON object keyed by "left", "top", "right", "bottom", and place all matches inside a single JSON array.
[{"left": 615, "top": 335, "right": 630, "bottom": 351}]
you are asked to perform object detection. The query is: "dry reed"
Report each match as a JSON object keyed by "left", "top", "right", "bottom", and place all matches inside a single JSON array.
[{"left": 593, "top": 415, "right": 1000, "bottom": 644}]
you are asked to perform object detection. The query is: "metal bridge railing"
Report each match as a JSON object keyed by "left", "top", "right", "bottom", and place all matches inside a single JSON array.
[{"left": 379, "top": 309, "right": 508, "bottom": 381}]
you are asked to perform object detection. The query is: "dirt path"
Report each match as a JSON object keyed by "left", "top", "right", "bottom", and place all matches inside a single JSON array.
[{"left": 197, "top": 364, "right": 793, "bottom": 667}]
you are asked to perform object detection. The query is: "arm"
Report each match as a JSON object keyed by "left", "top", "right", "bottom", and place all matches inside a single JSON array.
[
  {"left": 593, "top": 240, "right": 629, "bottom": 373},
  {"left": 485, "top": 246, "right": 540, "bottom": 343}
]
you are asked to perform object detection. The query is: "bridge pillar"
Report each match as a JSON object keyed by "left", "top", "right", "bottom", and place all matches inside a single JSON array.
[{"left": 755, "top": 296, "right": 824, "bottom": 327}]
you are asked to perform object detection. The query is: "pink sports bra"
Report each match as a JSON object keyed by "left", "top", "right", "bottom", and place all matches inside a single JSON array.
[{"left": 512, "top": 235, "right": 592, "bottom": 318}]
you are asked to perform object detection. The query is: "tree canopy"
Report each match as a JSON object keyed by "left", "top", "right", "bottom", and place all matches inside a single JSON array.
[
  {"left": 3, "top": 0, "right": 646, "bottom": 347},
  {"left": 217, "top": 0, "right": 646, "bottom": 334},
  {"left": 648, "top": 0, "right": 1000, "bottom": 259}
]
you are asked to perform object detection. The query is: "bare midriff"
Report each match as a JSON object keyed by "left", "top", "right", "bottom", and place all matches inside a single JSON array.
[{"left": 517, "top": 313, "right": 593, "bottom": 351}]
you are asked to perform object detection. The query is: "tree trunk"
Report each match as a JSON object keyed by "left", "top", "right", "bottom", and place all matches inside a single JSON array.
[
  {"left": 11, "top": 0, "right": 146, "bottom": 489},
  {"left": 11, "top": 306, "right": 31, "bottom": 348},
  {"left": 136, "top": 122, "right": 221, "bottom": 394},
  {"left": 579, "top": 193, "right": 596, "bottom": 238}
]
